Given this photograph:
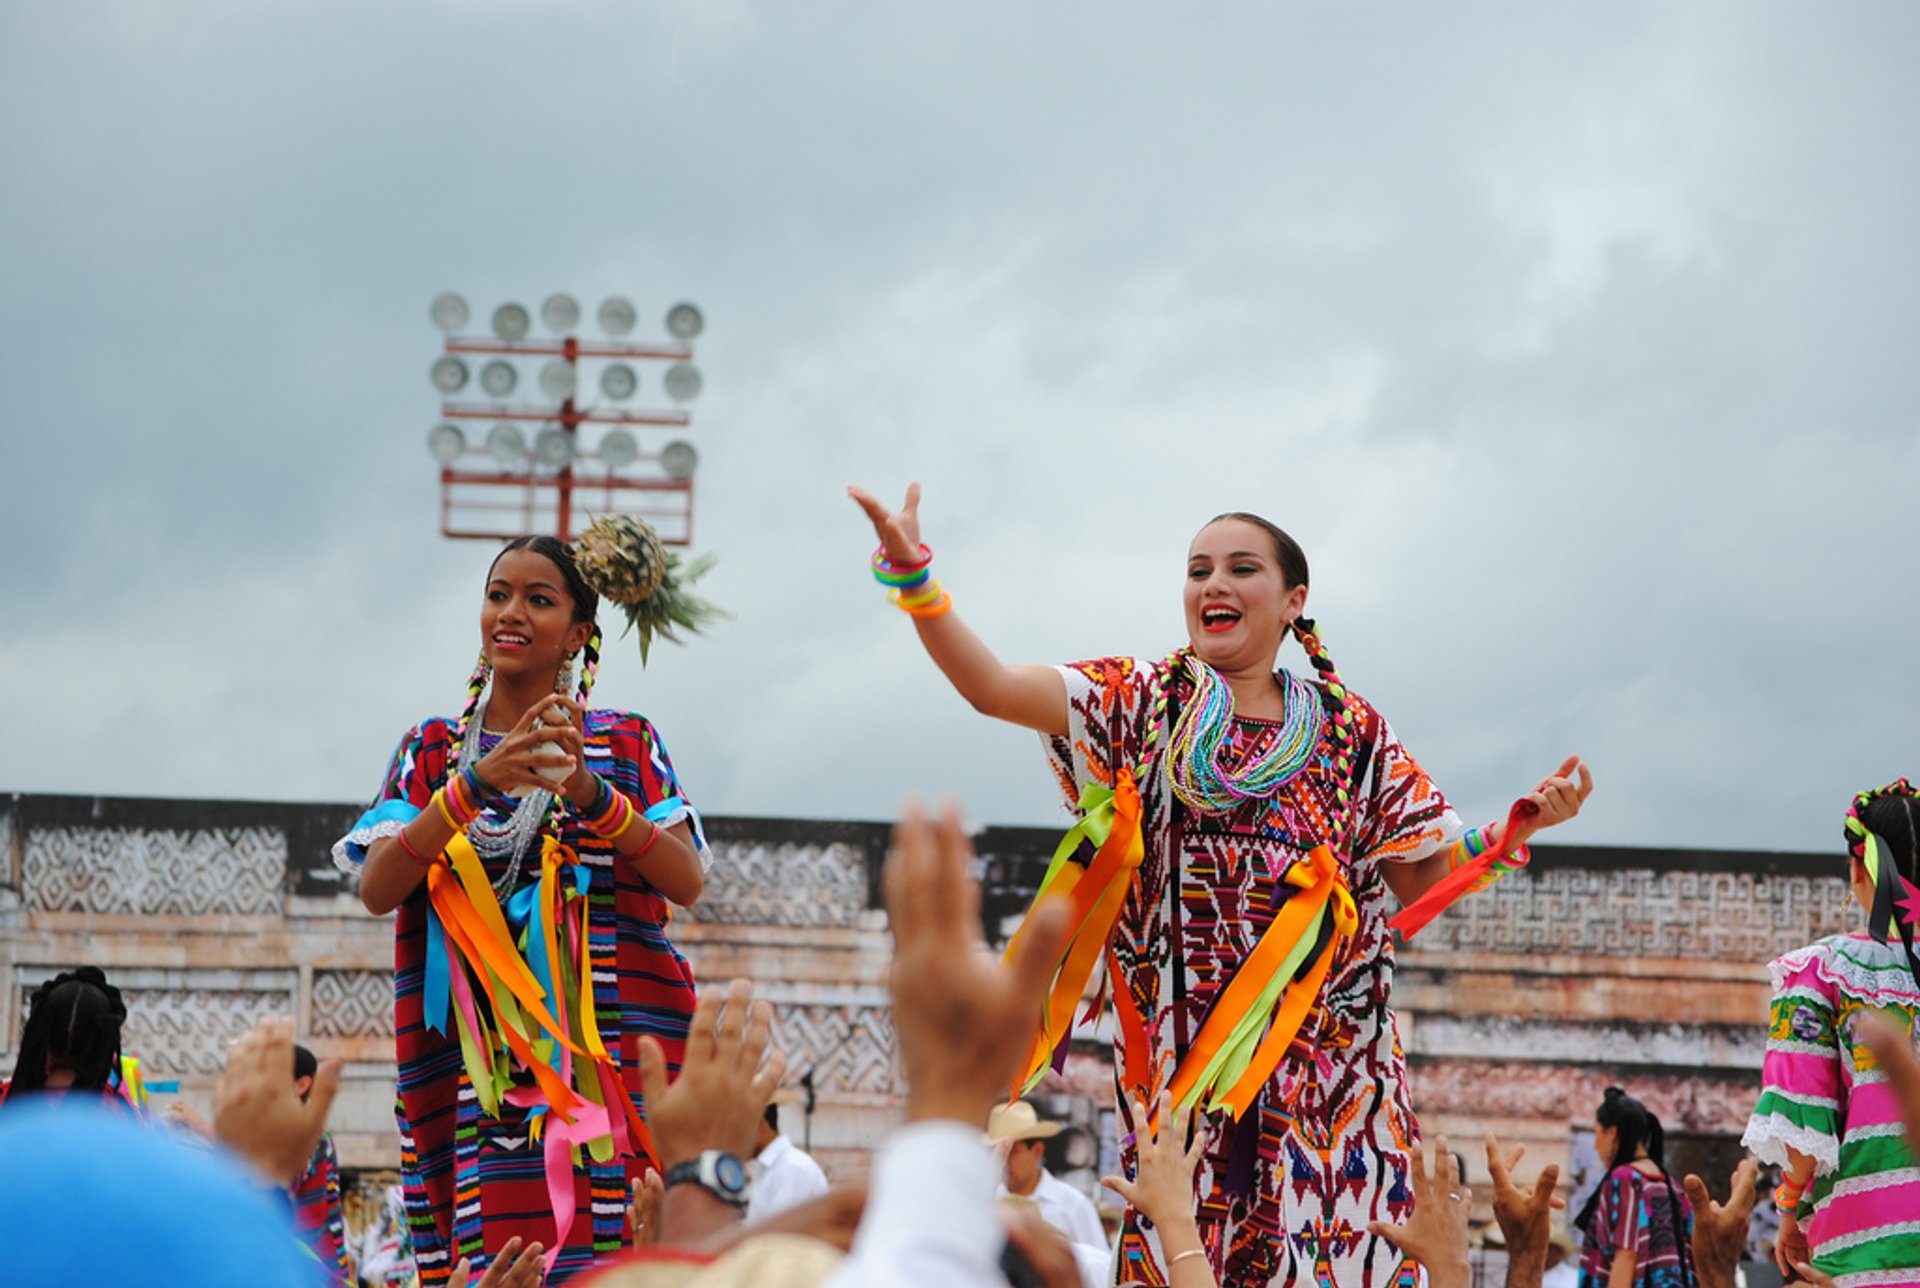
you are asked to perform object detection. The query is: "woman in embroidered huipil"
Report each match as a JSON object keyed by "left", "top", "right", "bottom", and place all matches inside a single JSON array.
[
  {"left": 850, "top": 485, "right": 1592, "bottom": 1288},
  {"left": 335, "top": 534, "right": 709, "bottom": 1286},
  {"left": 1743, "top": 780, "right": 1920, "bottom": 1286}
]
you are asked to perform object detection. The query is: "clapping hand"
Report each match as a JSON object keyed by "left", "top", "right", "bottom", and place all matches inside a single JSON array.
[
  {"left": 1485, "top": 1134, "right": 1563, "bottom": 1280},
  {"left": 1682, "top": 1159, "right": 1757, "bottom": 1288},
  {"left": 447, "top": 1236, "right": 544, "bottom": 1288},
  {"left": 1102, "top": 1092, "right": 1204, "bottom": 1230},
  {"left": 636, "top": 978, "right": 787, "bottom": 1169}
]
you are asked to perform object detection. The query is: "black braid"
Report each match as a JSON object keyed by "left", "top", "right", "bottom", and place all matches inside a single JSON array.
[{"left": 8, "top": 967, "right": 127, "bottom": 1100}]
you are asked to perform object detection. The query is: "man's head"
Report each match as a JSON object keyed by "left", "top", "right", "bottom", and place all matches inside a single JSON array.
[{"left": 986, "top": 1101, "right": 1064, "bottom": 1197}]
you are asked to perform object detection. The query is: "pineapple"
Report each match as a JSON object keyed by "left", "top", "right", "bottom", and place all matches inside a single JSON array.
[{"left": 574, "top": 514, "right": 726, "bottom": 664}]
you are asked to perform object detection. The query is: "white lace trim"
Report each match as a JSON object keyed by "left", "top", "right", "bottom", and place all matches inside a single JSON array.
[
  {"left": 1820, "top": 1217, "right": 1920, "bottom": 1254},
  {"left": 330, "top": 818, "right": 409, "bottom": 876},
  {"left": 1742, "top": 1115, "right": 1840, "bottom": 1173},
  {"left": 1771, "top": 936, "right": 1920, "bottom": 1007},
  {"left": 1828, "top": 1166, "right": 1920, "bottom": 1199},
  {"left": 1833, "top": 1266, "right": 1920, "bottom": 1288}
]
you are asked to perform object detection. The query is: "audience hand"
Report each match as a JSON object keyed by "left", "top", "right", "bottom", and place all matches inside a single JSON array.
[
  {"left": 165, "top": 1099, "right": 213, "bottom": 1139},
  {"left": 628, "top": 1169, "right": 663, "bottom": 1247},
  {"left": 1682, "top": 1158, "right": 1756, "bottom": 1288},
  {"left": 1485, "top": 1134, "right": 1562, "bottom": 1287},
  {"left": 1367, "top": 1135, "right": 1472, "bottom": 1288},
  {"left": 448, "top": 1236, "right": 543, "bottom": 1288},
  {"left": 211, "top": 1017, "right": 341, "bottom": 1185},
  {"left": 1002, "top": 1206, "right": 1086, "bottom": 1288},
  {"left": 883, "top": 800, "right": 1071, "bottom": 1126},
  {"left": 636, "top": 977, "right": 787, "bottom": 1169},
  {"left": 1102, "top": 1092, "right": 1204, "bottom": 1233}
]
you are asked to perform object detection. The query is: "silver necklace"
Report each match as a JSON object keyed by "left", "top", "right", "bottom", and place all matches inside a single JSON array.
[{"left": 457, "top": 693, "right": 551, "bottom": 897}]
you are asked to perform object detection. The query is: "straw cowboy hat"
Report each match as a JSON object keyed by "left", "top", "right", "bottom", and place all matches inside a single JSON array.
[{"left": 986, "top": 1101, "right": 1066, "bottom": 1144}]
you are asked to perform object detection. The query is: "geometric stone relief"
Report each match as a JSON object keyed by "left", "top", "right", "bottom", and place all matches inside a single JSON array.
[
  {"left": 118, "top": 986, "right": 297, "bottom": 1075},
  {"left": 690, "top": 841, "right": 867, "bottom": 929},
  {"left": 22, "top": 826, "right": 286, "bottom": 917},
  {"left": 311, "top": 970, "right": 394, "bottom": 1038},
  {"left": 1417, "top": 868, "right": 1859, "bottom": 962},
  {"left": 769, "top": 1003, "right": 898, "bottom": 1095}
]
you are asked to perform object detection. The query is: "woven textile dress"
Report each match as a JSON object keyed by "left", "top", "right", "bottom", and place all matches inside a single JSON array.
[
  {"left": 336, "top": 710, "right": 706, "bottom": 1286},
  {"left": 1573, "top": 1165, "right": 1694, "bottom": 1288},
  {"left": 1742, "top": 933, "right": 1920, "bottom": 1286},
  {"left": 1045, "top": 656, "right": 1472, "bottom": 1288}
]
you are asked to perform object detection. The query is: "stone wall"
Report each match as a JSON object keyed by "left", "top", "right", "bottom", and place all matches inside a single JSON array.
[{"left": 0, "top": 792, "right": 1845, "bottom": 1204}]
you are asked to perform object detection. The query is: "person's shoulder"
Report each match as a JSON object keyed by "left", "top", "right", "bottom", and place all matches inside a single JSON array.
[
  {"left": 1060, "top": 655, "right": 1160, "bottom": 686},
  {"left": 584, "top": 709, "right": 660, "bottom": 738}
]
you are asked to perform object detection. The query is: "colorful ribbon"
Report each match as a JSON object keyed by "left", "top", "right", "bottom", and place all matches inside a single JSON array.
[
  {"left": 1163, "top": 844, "right": 1358, "bottom": 1119},
  {"left": 1007, "top": 770, "right": 1145, "bottom": 1094},
  {"left": 1387, "top": 798, "right": 1537, "bottom": 940},
  {"left": 423, "top": 833, "right": 657, "bottom": 1270}
]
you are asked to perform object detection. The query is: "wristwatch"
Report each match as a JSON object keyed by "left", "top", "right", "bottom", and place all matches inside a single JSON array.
[{"left": 663, "top": 1150, "right": 751, "bottom": 1211}]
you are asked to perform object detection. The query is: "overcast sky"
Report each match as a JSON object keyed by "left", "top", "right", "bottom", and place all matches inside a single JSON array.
[{"left": 2, "top": 2, "right": 1915, "bottom": 854}]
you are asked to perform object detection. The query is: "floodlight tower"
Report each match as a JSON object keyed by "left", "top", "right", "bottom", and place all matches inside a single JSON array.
[{"left": 423, "top": 291, "right": 707, "bottom": 545}]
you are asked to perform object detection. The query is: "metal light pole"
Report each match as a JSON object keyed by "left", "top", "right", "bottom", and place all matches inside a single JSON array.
[{"left": 423, "top": 292, "right": 707, "bottom": 545}]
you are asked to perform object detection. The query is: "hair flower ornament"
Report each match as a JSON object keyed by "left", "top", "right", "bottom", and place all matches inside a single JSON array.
[{"left": 573, "top": 514, "right": 726, "bottom": 663}]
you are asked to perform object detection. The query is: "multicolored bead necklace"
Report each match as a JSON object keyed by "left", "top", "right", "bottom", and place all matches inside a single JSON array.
[{"left": 1167, "top": 656, "right": 1325, "bottom": 815}]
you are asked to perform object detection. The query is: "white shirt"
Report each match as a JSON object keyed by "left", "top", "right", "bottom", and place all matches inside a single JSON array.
[
  {"left": 823, "top": 1121, "right": 1006, "bottom": 1288},
  {"left": 998, "top": 1169, "right": 1109, "bottom": 1258},
  {"left": 746, "top": 1133, "right": 830, "bottom": 1224}
]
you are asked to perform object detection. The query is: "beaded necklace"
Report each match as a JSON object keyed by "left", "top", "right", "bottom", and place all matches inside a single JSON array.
[
  {"left": 1166, "top": 656, "right": 1325, "bottom": 815},
  {"left": 457, "top": 707, "right": 553, "bottom": 898}
]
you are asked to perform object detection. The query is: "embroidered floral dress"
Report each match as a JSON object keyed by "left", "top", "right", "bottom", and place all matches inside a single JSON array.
[
  {"left": 1574, "top": 1165, "right": 1694, "bottom": 1288},
  {"left": 335, "top": 710, "right": 706, "bottom": 1286},
  {"left": 1742, "top": 933, "right": 1920, "bottom": 1286},
  {"left": 1045, "top": 656, "right": 1473, "bottom": 1288}
]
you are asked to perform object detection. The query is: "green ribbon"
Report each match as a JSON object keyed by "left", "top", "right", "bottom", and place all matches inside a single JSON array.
[{"left": 1178, "top": 904, "right": 1329, "bottom": 1115}]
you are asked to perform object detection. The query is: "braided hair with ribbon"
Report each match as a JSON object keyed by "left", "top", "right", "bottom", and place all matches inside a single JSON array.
[
  {"left": 1844, "top": 778, "right": 1920, "bottom": 988},
  {"left": 7, "top": 966, "right": 129, "bottom": 1100}
]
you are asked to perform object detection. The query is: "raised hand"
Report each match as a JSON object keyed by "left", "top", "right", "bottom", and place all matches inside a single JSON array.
[
  {"left": 1515, "top": 755, "right": 1594, "bottom": 842},
  {"left": 1485, "top": 1133, "right": 1563, "bottom": 1281},
  {"left": 1367, "top": 1135, "right": 1471, "bottom": 1288},
  {"left": 1103, "top": 1092, "right": 1205, "bottom": 1231},
  {"left": 884, "top": 800, "right": 1072, "bottom": 1127},
  {"left": 636, "top": 977, "right": 787, "bottom": 1169},
  {"left": 1682, "top": 1159, "right": 1757, "bottom": 1288},
  {"left": 628, "top": 1169, "right": 663, "bottom": 1247},
  {"left": 211, "top": 1016, "right": 341, "bottom": 1185},
  {"left": 848, "top": 482, "right": 925, "bottom": 566}
]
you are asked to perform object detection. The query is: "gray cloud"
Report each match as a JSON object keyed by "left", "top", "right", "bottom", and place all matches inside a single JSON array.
[{"left": 2, "top": 1, "right": 1916, "bottom": 854}]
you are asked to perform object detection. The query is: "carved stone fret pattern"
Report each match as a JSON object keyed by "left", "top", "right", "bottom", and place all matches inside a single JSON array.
[
  {"left": 691, "top": 841, "right": 867, "bottom": 928},
  {"left": 1412, "top": 1058, "right": 1761, "bottom": 1136},
  {"left": 311, "top": 970, "right": 394, "bottom": 1038},
  {"left": 771, "top": 1004, "right": 898, "bottom": 1094},
  {"left": 22, "top": 826, "right": 287, "bottom": 916},
  {"left": 1416, "top": 868, "right": 1858, "bottom": 961},
  {"left": 119, "top": 987, "right": 296, "bottom": 1075}
]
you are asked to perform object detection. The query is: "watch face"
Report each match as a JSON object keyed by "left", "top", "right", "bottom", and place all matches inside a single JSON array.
[{"left": 714, "top": 1154, "right": 747, "bottom": 1195}]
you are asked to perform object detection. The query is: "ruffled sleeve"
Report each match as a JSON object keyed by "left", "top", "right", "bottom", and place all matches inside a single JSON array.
[
  {"left": 1742, "top": 942, "right": 1845, "bottom": 1174},
  {"left": 330, "top": 720, "right": 455, "bottom": 876}
]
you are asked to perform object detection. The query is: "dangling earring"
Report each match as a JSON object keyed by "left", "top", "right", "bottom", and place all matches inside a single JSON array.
[{"left": 556, "top": 652, "right": 577, "bottom": 695}]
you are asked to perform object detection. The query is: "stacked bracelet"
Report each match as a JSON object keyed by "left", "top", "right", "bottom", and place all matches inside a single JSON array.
[
  {"left": 433, "top": 768, "right": 491, "bottom": 832},
  {"left": 872, "top": 544, "right": 952, "bottom": 619},
  {"left": 581, "top": 776, "right": 643, "bottom": 843},
  {"left": 1774, "top": 1179, "right": 1807, "bottom": 1215}
]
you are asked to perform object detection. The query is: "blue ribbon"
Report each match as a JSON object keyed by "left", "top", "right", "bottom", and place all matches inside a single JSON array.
[{"left": 425, "top": 899, "right": 451, "bottom": 1037}]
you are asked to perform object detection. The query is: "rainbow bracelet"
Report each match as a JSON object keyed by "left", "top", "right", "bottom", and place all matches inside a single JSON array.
[
  {"left": 871, "top": 545, "right": 933, "bottom": 587},
  {"left": 1774, "top": 1180, "right": 1807, "bottom": 1215}
]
